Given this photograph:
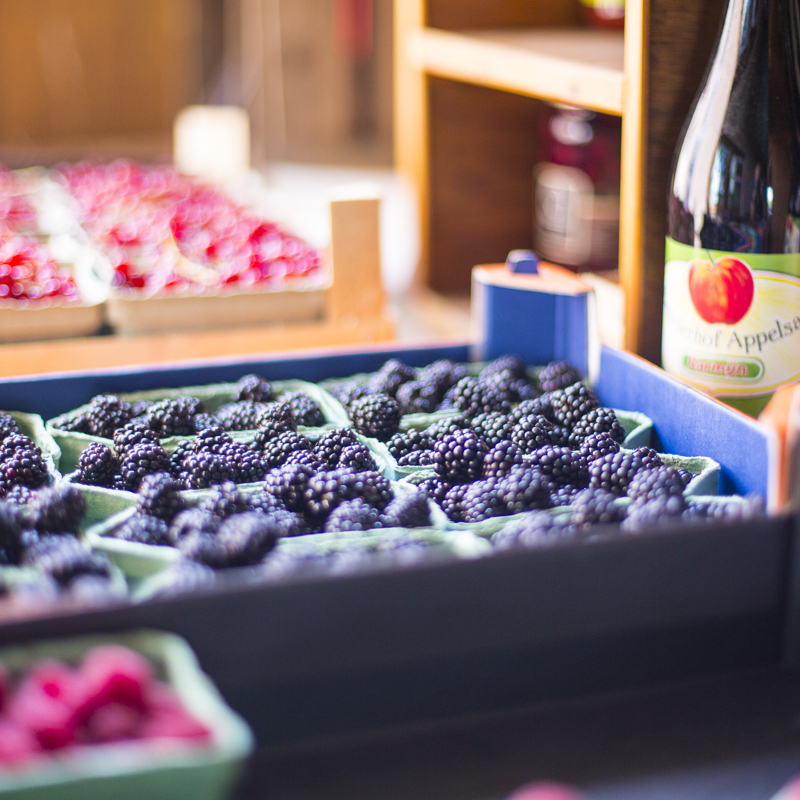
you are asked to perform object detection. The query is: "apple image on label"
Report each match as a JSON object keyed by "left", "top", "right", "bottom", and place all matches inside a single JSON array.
[{"left": 688, "top": 256, "right": 754, "bottom": 324}]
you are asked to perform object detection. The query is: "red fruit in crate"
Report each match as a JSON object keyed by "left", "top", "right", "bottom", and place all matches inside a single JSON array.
[
  {"left": 771, "top": 774, "right": 800, "bottom": 798},
  {"left": 26, "top": 660, "right": 90, "bottom": 716},
  {"left": 80, "top": 645, "right": 153, "bottom": 712},
  {"left": 507, "top": 782, "right": 586, "bottom": 800},
  {"left": 688, "top": 256, "right": 754, "bottom": 324},
  {"left": 7, "top": 683, "right": 77, "bottom": 750},
  {"left": 86, "top": 701, "right": 144, "bottom": 743},
  {"left": 141, "top": 682, "right": 211, "bottom": 743},
  {"left": 0, "top": 661, "right": 9, "bottom": 712},
  {"left": 0, "top": 720, "right": 40, "bottom": 767}
]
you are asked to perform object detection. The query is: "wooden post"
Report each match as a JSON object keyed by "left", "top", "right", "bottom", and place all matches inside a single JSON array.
[{"left": 328, "top": 196, "right": 386, "bottom": 322}]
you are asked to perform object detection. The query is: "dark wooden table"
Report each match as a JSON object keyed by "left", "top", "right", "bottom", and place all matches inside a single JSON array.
[{"left": 236, "top": 666, "right": 800, "bottom": 800}]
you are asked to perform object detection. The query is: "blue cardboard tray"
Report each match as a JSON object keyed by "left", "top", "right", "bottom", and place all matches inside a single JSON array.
[{"left": 0, "top": 342, "right": 789, "bottom": 748}]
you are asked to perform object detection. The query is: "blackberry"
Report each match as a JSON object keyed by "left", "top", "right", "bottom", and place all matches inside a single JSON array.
[
  {"left": 677, "top": 468, "right": 694, "bottom": 488},
  {"left": 538, "top": 360, "right": 582, "bottom": 392},
  {"left": 622, "top": 494, "right": 687, "bottom": 532},
  {"left": 281, "top": 391, "right": 325, "bottom": 427},
  {"left": 497, "top": 466, "right": 552, "bottom": 514},
  {"left": 367, "top": 358, "right": 415, "bottom": 397},
  {"left": 5, "top": 484, "right": 37, "bottom": 507},
  {"left": 116, "top": 512, "right": 171, "bottom": 545},
  {"left": 325, "top": 498, "right": 381, "bottom": 532},
  {"left": 427, "top": 415, "right": 470, "bottom": 441},
  {"left": 69, "top": 574, "right": 119, "bottom": 604},
  {"left": 483, "top": 355, "right": 527, "bottom": 379},
  {"left": 245, "top": 490, "right": 286, "bottom": 517},
  {"left": 198, "top": 482, "right": 252, "bottom": 519},
  {"left": 387, "top": 429, "right": 434, "bottom": 461},
  {"left": 441, "top": 483, "right": 470, "bottom": 522},
  {"left": 396, "top": 380, "right": 439, "bottom": 414},
  {"left": 304, "top": 469, "right": 392, "bottom": 520},
  {"left": 491, "top": 512, "right": 578, "bottom": 550},
  {"left": 417, "top": 359, "right": 467, "bottom": 396},
  {"left": 510, "top": 415, "right": 558, "bottom": 454},
  {"left": 683, "top": 495, "right": 764, "bottom": 523},
  {"left": 350, "top": 394, "right": 401, "bottom": 441},
  {"left": 235, "top": 374, "right": 272, "bottom": 403},
  {"left": 0, "top": 502, "right": 24, "bottom": 564},
  {"left": 180, "top": 451, "right": 236, "bottom": 489},
  {"left": 461, "top": 479, "right": 505, "bottom": 523},
  {"left": 0, "top": 413, "right": 19, "bottom": 442},
  {"left": 78, "top": 442, "right": 119, "bottom": 487},
  {"left": 526, "top": 445, "right": 588, "bottom": 487},
  {"left": 193, "top": 413, "right": 219, "bottom": 432},
  {"left": 284, "top": 450, "right": 325, "bottom": 470},
  {"left": 216, "top": 400, "right": 266, "bottom": 432},
  {"left": 57, "top": 409, "right": 91, "bottom": 434},
  {"left": 169, "top": 439, "right": 195, "bottom": 476},
  {"left": 470, "top": 412, "right": 513, "bottom": 448},
  {"left": 84, "top": 395, "right": 133, "bottom": 439},
  {"left": 264, "top": 463, "right": 315, "bottom": 512},
  {"left": 113, "top": 421, "right": 160, "bottom": 459},
  {"left": 262, "top": 431, "right": 312, "bottom": 470},
  {"left": 381, "top": 489, "right": 431, "bottom": 528},
  {"left": 329, "top": 383, "right": 370, "bottom": 410},
  {"left": 150, "top": 560, "right": 216, "bottom": 597},
  {"left": 416, "top": 476, "right": 450, "bottom": 504},
  {"left": 0, "top": 434, "right": 37, "bottom": 461},
  {"left": 580, "top": 432, "right": 621, "bottom": 463},
  {"left": 312, "top": 428, "right": 360, "bottom": 467},
  {"left": 253, "top": 403, "right": 297, "bottom": 446},
  {"left": 511, "top": 397, "right": 556, "bottom": 424},
  {"left": 433, "top": 429, "right": 487, "bottom": 483},
  {"left": 146, "top": 397, "right": 205, "bottom": 437},
  {"left": 195, "top": 512, "right": 281, "bottom": 568},
  {"left": 192, "top": 424, "right": 233, "bottom": 454},
  {"left": 570, "top": 487, "right": 627, "bottom": 527},
  {"left": 120, "top": 442, "right": 171, "bottom": 492},
  {"left": 627, "top": 466, "right": 687, "bottom": 505},
  {"left": 443, "top": 377, "right": 510, "bottom": 418},
  {"left": 130, "top": 400, "right": 154, "bottom": 418},
  {"left": 137, "top": 472, "right": 185, "bottom": 521},
  {"left": 550, "top": 484, "right": 581, "bottom": 508},
  {"left": 30, "top": 484, "right": 86, "bottom": 534},
  {"left": 482, "top": 441, "right": 524, "bottom": 479},
  {"left": 589, "top": 447, "right": 663, "bottom": 496},
  {"left": 483, "top": 368, "right": 535, "bottom": 405},
  {"left": 569, "top": 408, "right": 626, "bottom": 446},
  {"left": 546, "top": 383, "right": 600, "bottom": 430},
  {"left": 23, "top": 537, "right": 110, "bottom": 585},
  {"left": 397, "top": 451, "right": 435, "bottom": 467},
  {"left": 167, "top": 508, "right": 218, "bottom": 546},
  {"left": 1, "top": 446, "right": 49, "bottom": 488},
  {"left": 218, "top": 441, "right": 266, "bottom": 484},
  {"left": 338, "top": 443, "right": 377, "bottom": 473}
]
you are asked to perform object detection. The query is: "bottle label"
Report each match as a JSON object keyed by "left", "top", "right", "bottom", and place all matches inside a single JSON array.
[{"left": 662, "top": 237, "right": 800, "bottom": 398}]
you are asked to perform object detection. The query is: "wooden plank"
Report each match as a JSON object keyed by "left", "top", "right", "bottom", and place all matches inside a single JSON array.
[
  {"left": 0, "top": 318, "right": 395, "bottom": 378},
  {"left": 428, "top": 79, "right": 541, "bottom": 295},
  {"left": 328, "top": 196, "right": 386, "bottom": 321},
  {"left": 407, "top": 28, "right": 624, "bottom": 115},
  {"left": 394, "top": 0, "right": 430, "bottom": 285},
  {"left": 618, "top": 0, "right": 647, "bottom": 354},
  {"left": 426, "top": 0, "right": 580, "bottom": 30}
]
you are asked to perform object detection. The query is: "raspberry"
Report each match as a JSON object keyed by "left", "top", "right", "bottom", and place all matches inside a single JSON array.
[
  {"left": 0, "top": 720, "right": 39, "bottom": 766},
  {"left": 80, "top": 645, "right": 153, "bottom": 712},
  {"left": 7, "top": 683, "right": 77, "bottom": 750},
  {"left": 86, "top": 702, "right": 142, "bottom": 743}
]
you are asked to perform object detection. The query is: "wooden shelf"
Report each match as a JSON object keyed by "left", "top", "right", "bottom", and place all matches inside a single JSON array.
[{"left": 406, "top": 27, "right": 624, "bottom": 116}]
